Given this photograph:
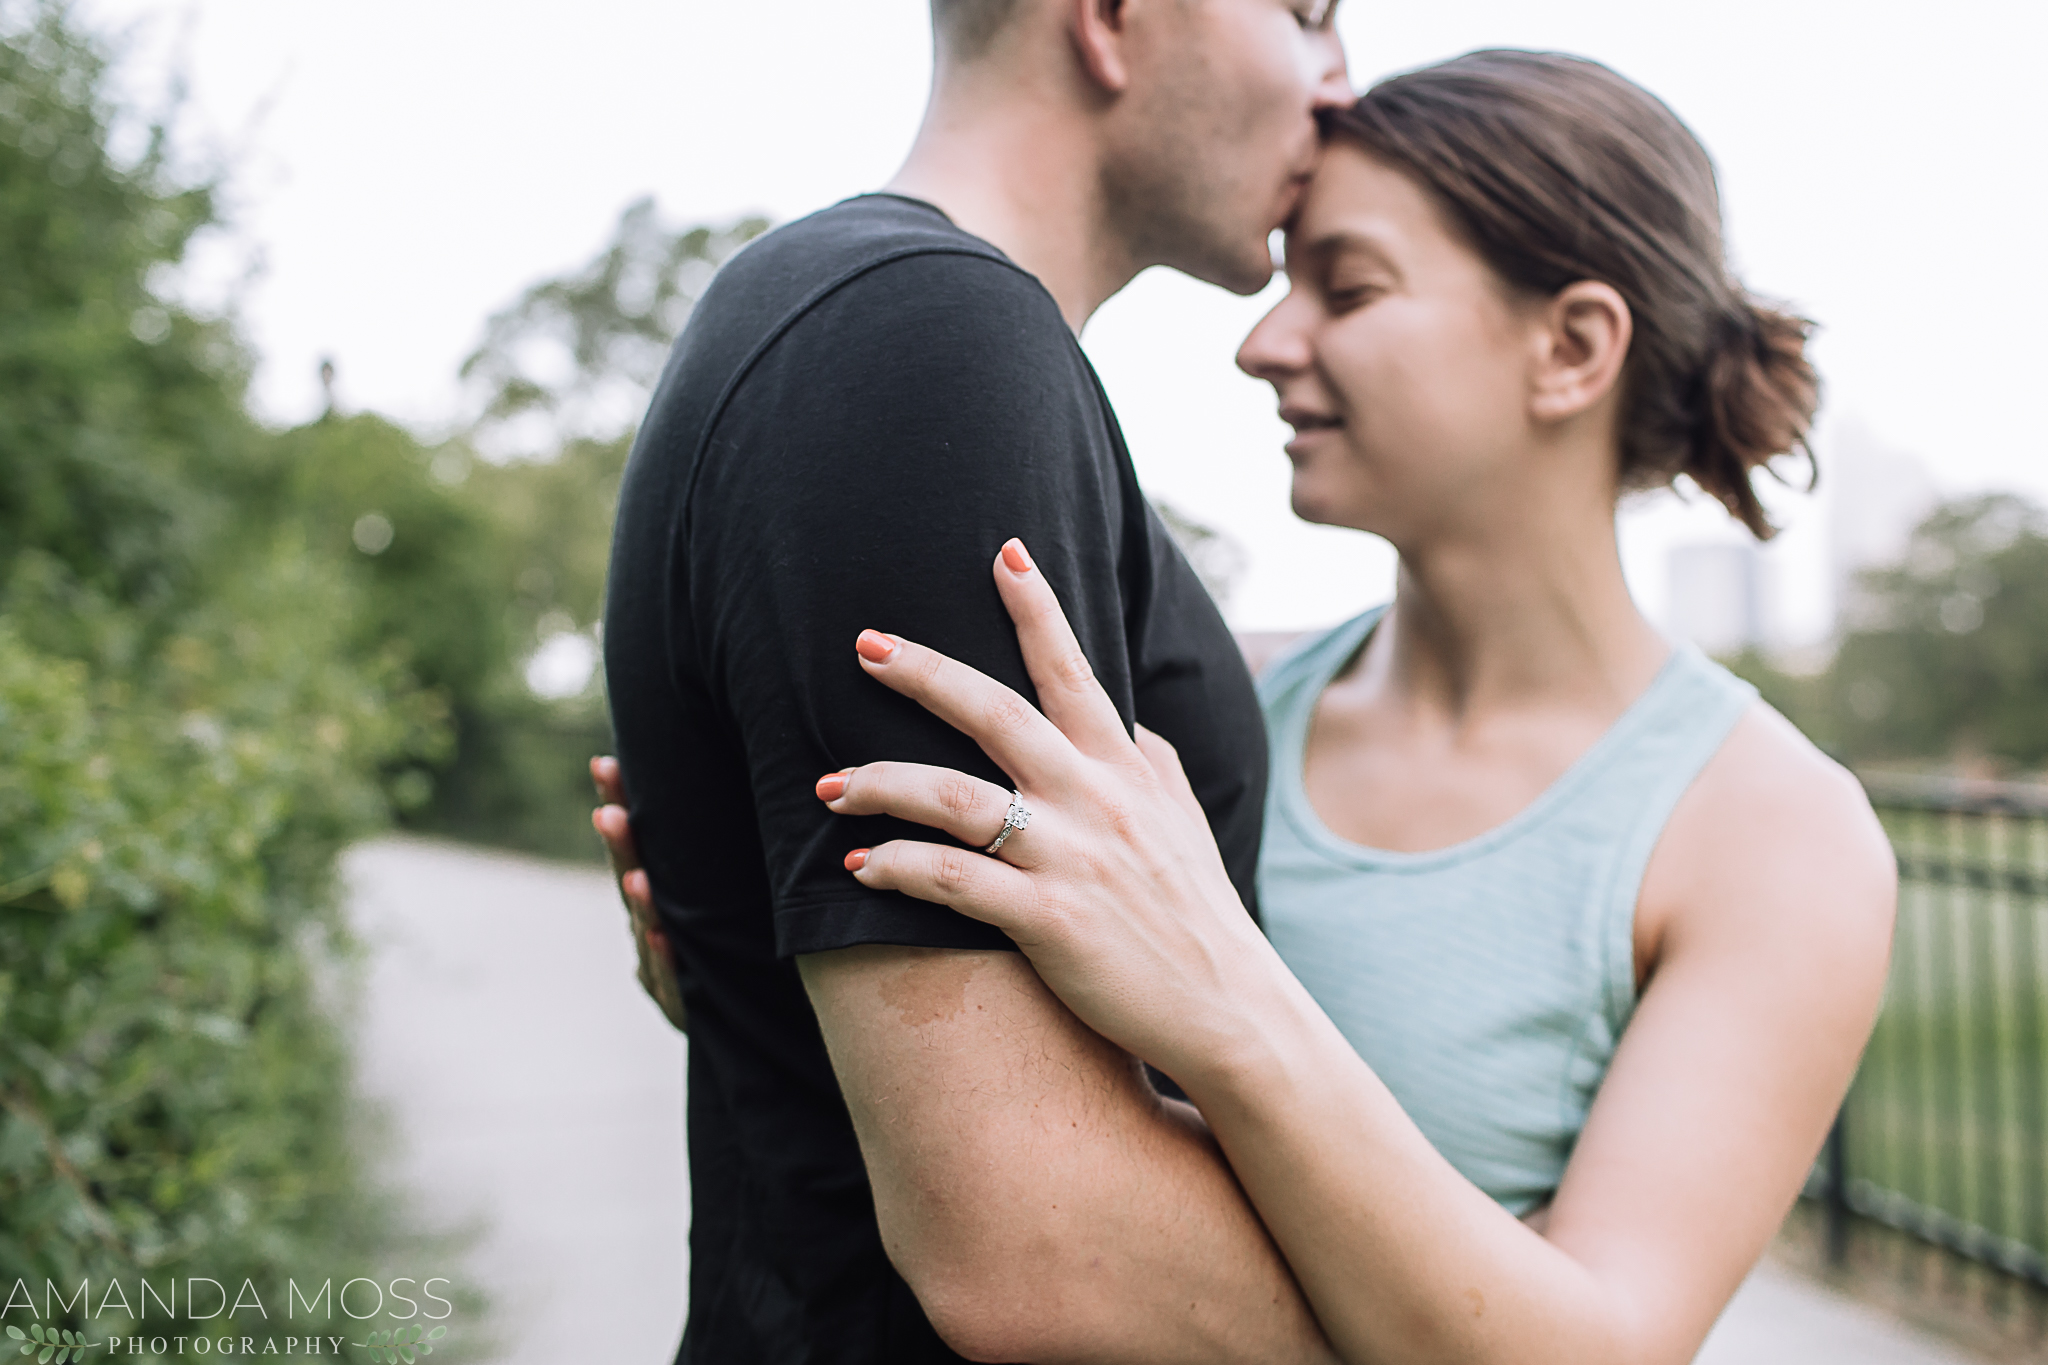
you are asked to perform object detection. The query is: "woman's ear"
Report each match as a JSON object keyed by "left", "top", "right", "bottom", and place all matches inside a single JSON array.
[
  {"left": 1069, "top": 0, "right": 1132, "bottom": 93},
  {"left": 1528, "top": 281, "right": 1632, "bottom": 425}
]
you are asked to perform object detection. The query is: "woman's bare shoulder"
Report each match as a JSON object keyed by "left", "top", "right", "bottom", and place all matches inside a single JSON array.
[{"left": 1642, "top": 701, "right": 1897, "bottom": 971}]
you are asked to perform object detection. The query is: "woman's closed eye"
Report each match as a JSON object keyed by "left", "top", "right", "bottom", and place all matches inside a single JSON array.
[{"left": 1323, "top": 279, "right": 1386, "bottom": 312}]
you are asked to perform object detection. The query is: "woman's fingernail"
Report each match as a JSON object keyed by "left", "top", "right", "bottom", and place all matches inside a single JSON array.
[
  {"left": 816, "top": 773, "right": 848, "bottom": 801},
  {"left": 855, "top": 630, "right": 897, "bottom": 664},
  {"left": 1001, "top": 538, "right": 1035, "bottom": 574},
  {"left": 844, "top": 849, "right": 870, "bottom": 872}
]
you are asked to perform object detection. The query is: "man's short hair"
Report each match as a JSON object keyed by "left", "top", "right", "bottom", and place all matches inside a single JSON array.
[{"left": 931, "top": 0, "right": 1023, "bottom": 58}]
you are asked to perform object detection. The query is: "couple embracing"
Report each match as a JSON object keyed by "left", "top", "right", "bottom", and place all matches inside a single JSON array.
[{"left": 589, "top": 1, "right": 1896, "bottom": 1361}]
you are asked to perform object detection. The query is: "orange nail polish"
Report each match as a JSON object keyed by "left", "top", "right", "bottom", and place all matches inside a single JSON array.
[
  {"left": 817, "top": 773, "right": 848, "bottom": 801},
  {"left": 1001, "top": 538, "right": 1035, "bottom": 574},
  {"left": 844, "top": 849, "right": 870, "bottom": 872},
  {"left": 855, "top": 630, "right": 897, "bottom": 663}
]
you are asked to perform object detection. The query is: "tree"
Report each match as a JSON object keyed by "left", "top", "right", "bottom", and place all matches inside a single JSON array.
[
  {"left": 1735, "top": 493, "right": 2048, "bottom": 773},
  {"left": 382, "top": 200, "right": 769, "bottom": 857}
]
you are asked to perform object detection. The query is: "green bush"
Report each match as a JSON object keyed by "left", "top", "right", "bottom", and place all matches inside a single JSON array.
[{"left": 0, "top": 0, "right": 448, "bottom": 1331}]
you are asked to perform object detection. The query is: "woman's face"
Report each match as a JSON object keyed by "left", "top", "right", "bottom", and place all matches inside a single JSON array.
[{"left": 1237, "top": 144, "right": 1545, "bottom": 544}]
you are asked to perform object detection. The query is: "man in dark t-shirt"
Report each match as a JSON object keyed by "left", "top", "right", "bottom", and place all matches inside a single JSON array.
[{"left": 601, "top": 3, "right": 1352, "bottom": 1361}]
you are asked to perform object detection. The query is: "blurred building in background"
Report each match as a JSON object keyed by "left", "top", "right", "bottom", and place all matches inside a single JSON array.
[
  {"left": 1827, "top": 421, "right": 1939, "bottom": 633},
  {"left": 1666, "top": 541, "right": 1763, "bottom": 655}
]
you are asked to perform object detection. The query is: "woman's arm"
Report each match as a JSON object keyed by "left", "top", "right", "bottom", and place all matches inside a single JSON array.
[
  {"left": 1169, "top": 708, "right": 1894, "bottom": 1364},
  {"left": 829, "top": 540, "right": 1895, "bottom": 1365}
]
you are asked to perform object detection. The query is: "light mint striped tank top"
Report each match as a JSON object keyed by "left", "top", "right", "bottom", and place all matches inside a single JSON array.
[{"left": 1256, "top": 606, "right": 1758, "bottom": 1214}]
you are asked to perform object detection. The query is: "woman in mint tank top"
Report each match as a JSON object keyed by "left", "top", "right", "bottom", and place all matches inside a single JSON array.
[{"left": 646, "top": 51, "right": 1895, "bottom": 1365}]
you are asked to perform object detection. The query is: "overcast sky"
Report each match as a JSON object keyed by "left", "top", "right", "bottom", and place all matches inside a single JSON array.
[{"left": 85, "top": 0, "right": 2048, "bottom": 632}]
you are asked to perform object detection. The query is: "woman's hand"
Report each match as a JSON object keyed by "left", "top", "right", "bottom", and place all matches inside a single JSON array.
[
  {"left": 590, "top": 757, "right": 688, "bottom": 1032},
  {"left": 818, "top": 538, "right": 1289, "bottom": 1083}
]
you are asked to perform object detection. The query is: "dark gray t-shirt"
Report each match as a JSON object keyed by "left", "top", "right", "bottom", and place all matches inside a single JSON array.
[{"left": 603, "top": 193, "right": 1267, "bottom": 1364}]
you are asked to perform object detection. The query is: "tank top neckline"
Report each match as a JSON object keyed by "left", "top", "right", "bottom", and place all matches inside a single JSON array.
[{"left": 1273, "top": 606, "right": 1701, "bottom": 874}]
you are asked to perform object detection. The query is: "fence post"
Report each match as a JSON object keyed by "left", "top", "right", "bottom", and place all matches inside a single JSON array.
[{"left": 1825, "top": 1107, "right": 1851, "bottom": 1267}]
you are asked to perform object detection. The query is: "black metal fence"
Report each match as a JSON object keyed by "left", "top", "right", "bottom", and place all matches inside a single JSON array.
[{"left": 1814, "top": 774, "right": 2048, "bottom": 1292}]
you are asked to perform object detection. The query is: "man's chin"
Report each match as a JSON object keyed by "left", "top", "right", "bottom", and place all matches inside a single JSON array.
[{"left": 1192, "top": 247, "right": 1280, "bottom": 297}]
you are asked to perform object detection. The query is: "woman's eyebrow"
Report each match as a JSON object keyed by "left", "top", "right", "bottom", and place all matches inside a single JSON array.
[{"left": 1295, "top": 228, "right": 1401, "bottom": 276}]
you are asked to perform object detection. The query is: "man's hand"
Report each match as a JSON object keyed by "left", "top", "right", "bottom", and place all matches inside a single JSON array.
[{"left": 590, "top": 756, "right": 688, "bottom": 1032}]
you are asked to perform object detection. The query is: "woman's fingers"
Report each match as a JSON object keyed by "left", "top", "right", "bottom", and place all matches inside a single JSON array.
[
  {"left": 591, "top": 757, "right": 687, "bottom": 1032},
  {"left": 992, "top": 539, "right": 1138, "bottom": 765},
  {"left": 848, "top": 837, "right": 1041, "bottom": 935},
  {"left": 592, "top": 801, "right": 642, "bottom": 877},
  {"left": 591, "top": 755, "right": 628, "bottom": 809},
  {"left": 1134, "top": 724, "right": 1207, "bottom": 830},
  {"left": 819, "top": 762, "right": 1033, "bottom": 863},
  {"left": 855, "top": 629, "right": 1077, "bottom": 789}
]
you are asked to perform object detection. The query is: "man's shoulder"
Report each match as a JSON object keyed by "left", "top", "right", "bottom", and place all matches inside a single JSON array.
[{"left": 703, "top": 194, "right": 1055, "bottom": 340}]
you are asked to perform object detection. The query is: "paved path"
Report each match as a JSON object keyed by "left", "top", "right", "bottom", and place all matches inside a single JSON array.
[
  {"left": 344, "top": 838, "right": 688, "bottom": 1364},
  {"left": 343, "top": 836, "right": 1987, "bottom": 1364}
]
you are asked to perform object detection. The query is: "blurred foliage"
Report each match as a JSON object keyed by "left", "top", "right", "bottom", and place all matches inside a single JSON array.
[
  {"left": 1153, "top": 500, "right": 1248, "bottom": 610},
  {"left": 0, "top": 0, "right": 451, "bottom": 1326},
  {"left": 391, "top": 198, "right": 769, "bottom": 858},
  {"left": 460, "top": 197, "right": 768, "bottom": 456},
  {"left": 1732, "top": 493, "right": 2048, "bottom": 773}
]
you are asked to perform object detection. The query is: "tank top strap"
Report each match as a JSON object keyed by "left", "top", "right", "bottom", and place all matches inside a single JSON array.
[
  {"left": 1573, "top": 643, "right": 1759, "bottom": 1028},
  {"left": 1257, "top": 608, "right": 1759, "bottom": 1027}
]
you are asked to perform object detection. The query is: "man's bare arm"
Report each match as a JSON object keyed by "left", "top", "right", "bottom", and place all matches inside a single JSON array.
[{"left": 800, "top": 944, "right": 1336, "bottom": 1365}]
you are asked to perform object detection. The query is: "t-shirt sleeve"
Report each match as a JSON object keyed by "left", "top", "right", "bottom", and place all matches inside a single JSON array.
[{"left": 684, "top": 251, "right": 1140, "bottom": 958}]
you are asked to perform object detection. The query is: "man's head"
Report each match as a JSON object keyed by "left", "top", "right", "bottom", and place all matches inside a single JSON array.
[
  {"left": 927, "top": 0, "right": 1352, "bottom": 298},
  {"left": 930, "top": 0, "right": 1024, "bottom": 61}
]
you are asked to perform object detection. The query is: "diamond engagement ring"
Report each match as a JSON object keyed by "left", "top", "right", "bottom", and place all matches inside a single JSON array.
[{"left": 984, "top": 790, "right": 1032, "bottom": 856}]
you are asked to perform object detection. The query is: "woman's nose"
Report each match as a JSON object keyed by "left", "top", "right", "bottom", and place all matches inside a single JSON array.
[{"left": 1237, "top": 292, "right": 1313, "bottom": 385}]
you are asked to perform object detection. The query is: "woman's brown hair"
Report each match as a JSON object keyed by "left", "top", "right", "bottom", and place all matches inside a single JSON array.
[{"left": 1326, "top": 50, "right": 1818, "bottom": 538}]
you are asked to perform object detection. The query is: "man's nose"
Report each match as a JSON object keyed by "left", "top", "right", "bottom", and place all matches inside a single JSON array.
[{"left": 1310, "top": 27, "right": 1352, "bottom": 110}]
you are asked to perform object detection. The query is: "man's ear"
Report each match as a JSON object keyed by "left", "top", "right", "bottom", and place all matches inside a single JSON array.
[
  {"left": 1528, "top": 280, "right": 1632, "bottom": 425},
  {"left": 1068, "top": 0, "right": 1132, "bottom": 93}
]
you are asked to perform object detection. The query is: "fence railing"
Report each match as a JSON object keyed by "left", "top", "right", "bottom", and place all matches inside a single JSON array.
[{"left": 1813, "top": 773, "right": 2048, "bottom": 1292}]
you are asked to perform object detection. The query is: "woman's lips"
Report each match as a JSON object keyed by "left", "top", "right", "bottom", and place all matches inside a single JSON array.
[{"left": 1281, "top": 412, "right": 1342, "bottom": 460}]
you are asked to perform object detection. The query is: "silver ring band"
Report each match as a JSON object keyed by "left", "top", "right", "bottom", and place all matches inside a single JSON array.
[{"left": 984, "top": 790, "right": 1032, "bottom": 856}]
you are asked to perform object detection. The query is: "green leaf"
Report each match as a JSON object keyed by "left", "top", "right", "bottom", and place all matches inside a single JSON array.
[
  {"left": 26, "top": 1330, "right": 41, "bottom": 1345},
  {"left": 427, "top": 1327, "right": 447, "bottom": 1340},
  {"left": 4, "top": 1328, "right": 21, "bottom": 1341},
  {"left": 409, "top": 1325, "right": 425, "bottom": 1343},
  {"left": 401, "top": 1348, "right": 417, "bottom": 1365},
  {"left": 37, "top": 1345, "right": 52, "bottom": 1365},
  {"left": 417, "top": 1347, "right": 432, "bottom": 1358}
]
